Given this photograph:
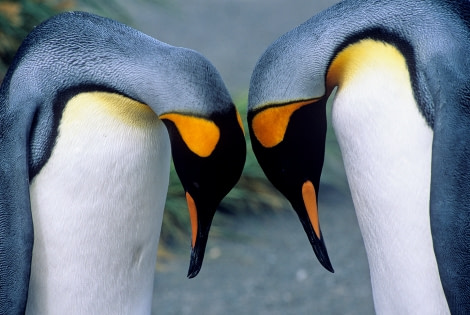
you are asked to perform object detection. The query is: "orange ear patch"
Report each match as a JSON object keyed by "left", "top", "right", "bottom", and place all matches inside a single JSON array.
[
  {"left": 185, "top": 192, "right": 198, "bottom": 248},
  {"left": 159, "top": 113, "right": 220, "bottom": 157},
  {"left": 302, "top": 180, "right": 321, "bottom": 239},
  {"left": 251, "top": 99, "right": 318, "bottom": 148}
]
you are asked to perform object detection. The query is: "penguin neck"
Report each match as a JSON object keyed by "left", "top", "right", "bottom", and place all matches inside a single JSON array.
[
  {"left": 330, "top": 43, "right": 449, "bottom": 313},
  {"left": 26, "top": 92, "right": 171, "bottom": 314},
  {"left": 7, "top": 12, "right": 230, "bottom": 118}
]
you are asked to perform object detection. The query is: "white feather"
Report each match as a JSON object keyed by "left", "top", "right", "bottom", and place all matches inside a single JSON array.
[
  {"left": 26, "top": 93, "right": 171, "bottom": 314},
  {"left": 331, "top": 54, "right": 449, "bottom": 314}
]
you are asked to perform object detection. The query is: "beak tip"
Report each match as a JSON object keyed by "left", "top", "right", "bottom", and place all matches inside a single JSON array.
[
  {"left": 314, "top": 244, "right": 334, "bottom": 273},
  {"left": 323, "top": 260, "right": 335, "bottom": 273},
  {"left": 187, "top": 245, "right": 204, "bottom": 279},
  {"left": 309, "top": 232, "right": 334, "bottom": 273},
  {"left": 187, "top": 258, "right": 202, "bottom": 278},
  {"left": 319, "top": 250, "right": 334, "bottom": 273},
  {"left": 187, "top": 267, "right": 200, "bottom": 279}
]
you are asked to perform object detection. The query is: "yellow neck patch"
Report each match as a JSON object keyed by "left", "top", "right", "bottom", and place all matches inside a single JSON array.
[
  {"left": 66, "top": 92, "right": 159, "bottom": 128},
  {"left": 327, "top": 39, "right": 409, "bottom": 91},
  {"left": 159, "top": 113, "right": 220, "bottom": 158},
  {"left": 251, "top": 99, "right": 318, "bottom": 148}
]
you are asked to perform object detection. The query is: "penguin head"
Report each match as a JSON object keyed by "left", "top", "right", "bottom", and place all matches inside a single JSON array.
[
  {"left": 247, "top": 18, "right": 420, "bottom": 274},
  {"left": 247, "top": 97, "right": 332, "bottom": 272},
  {"left": 247, "top": 21, "right": 336, "bottom": 272},
  {"left": 160, "top": 100, "right": 246, "bottom": 278},
  {"left": 5, "top": 11, "right": 246, "bottom": 280}
]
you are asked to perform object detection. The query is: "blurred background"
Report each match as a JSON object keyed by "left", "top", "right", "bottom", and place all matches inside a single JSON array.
[{"left": 0, "top": 1, "right": 374, "bottom": 314}]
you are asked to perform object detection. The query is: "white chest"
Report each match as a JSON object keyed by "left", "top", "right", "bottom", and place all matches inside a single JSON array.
[
  {"left": 26, "top": 92, "right": 171, "bottom": 314},
  {"left": 330, "top": 47, "right": 449, "bottom": 314}
]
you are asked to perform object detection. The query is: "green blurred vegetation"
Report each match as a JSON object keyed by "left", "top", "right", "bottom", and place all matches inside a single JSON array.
[
  {"left": 0, "top": 0, "right": 70, "bottom": 79},
  {"left": 0, "top": 0, "right": 166, "bottom": 80},
  {"left": 0, "top": 0, "right": 347, "bottom": 250}
]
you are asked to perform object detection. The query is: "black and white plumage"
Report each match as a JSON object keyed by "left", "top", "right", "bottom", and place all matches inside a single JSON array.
[
  {"left": 248, "top": 1, "right": 470, "bottom": 314},
  {"left": 0, "top": 12, "right": 245, "bottom": 314}
]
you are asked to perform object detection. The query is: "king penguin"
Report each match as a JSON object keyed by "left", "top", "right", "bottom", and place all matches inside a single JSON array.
[
  {"left": 0, "top": 11, "right": 246, "bottom": 314},
  {"left": 248, "top": 0, "right": 470, "bottom": 314}
]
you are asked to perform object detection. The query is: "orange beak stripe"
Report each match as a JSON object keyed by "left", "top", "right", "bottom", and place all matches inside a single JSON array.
[
  {"left": 251, "top": 99, "right": 319, "bottom": 148},
  {"left": 302, "top": 180, "right": 321, "bottom": 239},
  {"left": 185, "top": 192, "right": 198, "bottom": 248}
]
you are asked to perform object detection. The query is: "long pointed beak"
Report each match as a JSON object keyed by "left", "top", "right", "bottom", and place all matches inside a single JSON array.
[
  {"left": 185, "top": 191, "right": 212, "bottom": 278},
  {"left": 298, "top": 180, "right": 333, "bottom": 272}
]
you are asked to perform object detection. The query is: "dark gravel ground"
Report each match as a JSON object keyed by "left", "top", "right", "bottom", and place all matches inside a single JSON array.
[{"left": 85, "top": 0, "right": 376, "bottom": 314}]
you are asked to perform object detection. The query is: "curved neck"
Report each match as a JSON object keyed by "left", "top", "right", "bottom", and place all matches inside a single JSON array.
[
  {"left": 249, "top": 0, "right": 469, "bottom": 126},
  {"left": 5, "top": 12, "right": 230, "bottom": 118}
]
